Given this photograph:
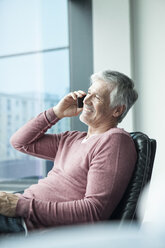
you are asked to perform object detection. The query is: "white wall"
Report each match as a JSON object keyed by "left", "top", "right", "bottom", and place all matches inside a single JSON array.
[
  {"left": 92, "top": 0, "right": 134, "bottom": 131},
  {"left": 131, "top": 0, "right": 165, "bottom": 180},
  {"left": 92, "top": 0, "right": 165, "bottom": 221},
  {"left": 130, "top": 0, "right": 165, "bottom": 222}
]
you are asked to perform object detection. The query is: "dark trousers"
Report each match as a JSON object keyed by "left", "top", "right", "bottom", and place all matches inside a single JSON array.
[{"left": 0, "top": 214, "right": 25, "bottom": 234}]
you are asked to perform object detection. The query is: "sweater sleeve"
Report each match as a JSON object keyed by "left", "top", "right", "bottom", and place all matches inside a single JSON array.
[
  {"left": 15, "top": 133, "right": 137, "bottom": 228},
  {"left": 10, "top": 108, "right": 61, "bottom": 161}
]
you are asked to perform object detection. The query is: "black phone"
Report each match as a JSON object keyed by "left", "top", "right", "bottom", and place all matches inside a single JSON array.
[{"left": 77, "top": 95, "right": 86, "bottom": 108}]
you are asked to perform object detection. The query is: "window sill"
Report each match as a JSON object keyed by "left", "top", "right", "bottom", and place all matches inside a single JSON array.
[{"left": 0, "top": 176, "right": 39, "bottom": 193}]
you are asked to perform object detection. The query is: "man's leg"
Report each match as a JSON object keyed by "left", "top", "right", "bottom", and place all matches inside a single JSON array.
[{"left": 0, "top": 214, "right": 25, "bottom": 234}]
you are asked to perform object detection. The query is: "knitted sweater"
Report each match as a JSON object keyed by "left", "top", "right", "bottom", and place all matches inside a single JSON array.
[{"left": 10, "top": 108, "right": 137, "bottom": 230}]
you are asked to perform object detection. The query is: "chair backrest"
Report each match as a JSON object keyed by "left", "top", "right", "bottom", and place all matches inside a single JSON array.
[{"left": 109, "top": 131, "right": 156, "bottom": 223}]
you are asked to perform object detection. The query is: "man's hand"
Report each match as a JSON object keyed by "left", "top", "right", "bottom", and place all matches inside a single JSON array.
[
  {"left": 53, "top": 90, "right": 86, "bottom": 119},
  {"left": 0, "top": 192, "right": 19, "bottom": 217}
]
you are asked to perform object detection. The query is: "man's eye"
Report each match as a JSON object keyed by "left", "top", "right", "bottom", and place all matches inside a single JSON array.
[{"left": 95, "top": 95, "right": 100, "bottom": 100}]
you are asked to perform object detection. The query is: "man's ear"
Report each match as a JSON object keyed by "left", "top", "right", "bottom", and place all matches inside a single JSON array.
[{"left": 112, "top": 105, "right": 126, "bottom": 118}]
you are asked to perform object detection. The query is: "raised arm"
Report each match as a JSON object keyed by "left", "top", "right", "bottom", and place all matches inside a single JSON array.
[
  {"left": 10, "top": 109, "right": 61, "bottom": 161},
  {"left": 10, "top": 91, "right": 86, "bottom": 161}
]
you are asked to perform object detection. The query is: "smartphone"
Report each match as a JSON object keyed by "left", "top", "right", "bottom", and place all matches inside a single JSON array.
[{"left": 77, "top": 95, "right": 86, "bottom": 108}]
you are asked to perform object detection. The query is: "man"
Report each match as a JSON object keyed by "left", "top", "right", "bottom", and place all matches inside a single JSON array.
[{"left": 0, "top": 70, "right": 138, "bottom": 234}]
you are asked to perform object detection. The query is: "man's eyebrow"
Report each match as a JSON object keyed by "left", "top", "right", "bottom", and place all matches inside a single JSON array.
[{"left": 88, "top": 90, "right": 102, "bottom": 98}]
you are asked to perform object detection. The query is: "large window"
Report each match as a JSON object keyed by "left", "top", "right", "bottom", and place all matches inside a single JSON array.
[
  {"left": 0, "top": 0, "right": 70, "bottom": 179},
  {"left": 0, "top": 0, "right": 93, "bottom": 186}
]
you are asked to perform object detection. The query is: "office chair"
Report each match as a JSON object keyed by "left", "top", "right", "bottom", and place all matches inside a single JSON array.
[{"left": 109, "top": 131, "right": 156, "bottom": 223}]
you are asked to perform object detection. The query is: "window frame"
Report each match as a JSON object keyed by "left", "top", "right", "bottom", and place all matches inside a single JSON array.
[{"left": 68, "top": 0, "right": 93, "bottom": 132}]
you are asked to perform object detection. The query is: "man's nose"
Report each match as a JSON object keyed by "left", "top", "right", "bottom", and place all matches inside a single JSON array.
[{"left": 84, "top": 94, "right": 92, "bottom": 105}]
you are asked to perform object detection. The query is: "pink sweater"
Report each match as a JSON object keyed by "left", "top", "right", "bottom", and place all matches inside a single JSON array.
[{"left": 10, "top": 108, "right": 137, "bottom": 230}]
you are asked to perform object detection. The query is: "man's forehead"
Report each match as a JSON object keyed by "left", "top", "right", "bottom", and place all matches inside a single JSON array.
[{"left": 88, "top": 80, "right": 114, "bottom": 95}]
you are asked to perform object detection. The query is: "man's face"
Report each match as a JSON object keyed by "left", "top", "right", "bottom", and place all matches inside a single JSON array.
[{"left": 80, "top": 79, "right": 115, "bottom": 128}]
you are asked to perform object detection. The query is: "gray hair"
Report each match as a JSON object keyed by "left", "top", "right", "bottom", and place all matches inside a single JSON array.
[{"left": 91, "top": 70, "right": 138, "bottom": 123}]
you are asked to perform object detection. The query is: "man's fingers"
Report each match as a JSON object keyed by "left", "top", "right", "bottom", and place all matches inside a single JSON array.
[
  {"left": 77, "top": 90, "right": 86, "bottom": 96},
  {"left": 69, "top": 92, "right": 77, "bottom": 100},
  {"left": 0, "top": 191, "right": 6, "bottom": 197},
  {"left": 70, "top": 91, "right": 86, "bottom": 100},
  {"left": 0, "top": 192, "right": 19, "bottom": 217}
]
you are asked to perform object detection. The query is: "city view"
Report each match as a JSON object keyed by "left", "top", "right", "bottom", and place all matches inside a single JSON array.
[{"left": 0, "top": 91, "right": 70, "bottom": 179}]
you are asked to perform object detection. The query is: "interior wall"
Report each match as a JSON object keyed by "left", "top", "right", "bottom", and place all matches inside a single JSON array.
[
  {"left": 92, "top": 0, "right": 134, "bottom": 131},
  {"left": 130, "top": 0, "right": 165, "bottom": 222},
  {"left": 92, "top": 0, "right": 165, "bottom": 221},
  {"left": 131, "top": 0, "right": 165, "bottom": 180},
  {"left": 92, "top": 0, "right": 165, "bottom": 177}
]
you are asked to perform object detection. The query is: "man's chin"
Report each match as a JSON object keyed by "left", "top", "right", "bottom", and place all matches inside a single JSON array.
[{"left": 79, "top": 113, "right": 89, "bottom": 126}]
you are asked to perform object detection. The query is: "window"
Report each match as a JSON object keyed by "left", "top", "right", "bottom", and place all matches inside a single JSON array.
[
  {"left": 0, "top": 0, "right": 70, "bottom": 179},
  {"left": 0, "top": 0, "right": 93, "bottom": 185}
]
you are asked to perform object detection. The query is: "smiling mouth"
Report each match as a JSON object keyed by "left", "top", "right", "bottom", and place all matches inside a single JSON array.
[{"left": 83, "top": 106, "right": 93, "bottom": 113}]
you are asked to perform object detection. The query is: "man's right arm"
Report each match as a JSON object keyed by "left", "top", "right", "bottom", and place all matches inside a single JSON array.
[
  {"left": 10, "top": 108, "right": 61, "bottom": 161},
  {"left": 10, "top": 90, "right": 86, "bottom": 161}
]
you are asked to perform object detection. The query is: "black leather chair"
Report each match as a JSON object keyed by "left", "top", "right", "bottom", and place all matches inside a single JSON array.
[{"left": 110, "top": 131, "right": 156, "bottom": 224}]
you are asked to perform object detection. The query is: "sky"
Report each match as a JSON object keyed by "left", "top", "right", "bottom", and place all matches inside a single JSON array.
[{"left": 0, "top": 0, "right": 69, "bottom": 98}]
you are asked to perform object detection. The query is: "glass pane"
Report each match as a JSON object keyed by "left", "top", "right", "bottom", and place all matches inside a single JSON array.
[
  {"left": 0, "top": 50, "right": 70, "bottom": 180},
  {"left": 0, "top": 0, "right": 68, "bottom": 56},
  {"left": 0, "top": 1, "right": 70, "bottom": 181},
  {"left": 0, "top": 50, "right": 70, "bottom": 97}
]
